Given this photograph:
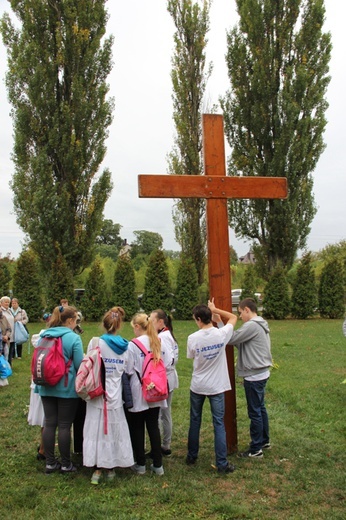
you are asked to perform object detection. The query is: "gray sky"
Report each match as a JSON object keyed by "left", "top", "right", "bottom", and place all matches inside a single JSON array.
[{"left": 0, "top": 0, "right": 345, "bottom": 259}]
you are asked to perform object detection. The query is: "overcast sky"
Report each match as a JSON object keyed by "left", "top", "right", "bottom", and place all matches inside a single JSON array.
[{"left": 0, "top": 0, "right": 345, "bottom": 259}]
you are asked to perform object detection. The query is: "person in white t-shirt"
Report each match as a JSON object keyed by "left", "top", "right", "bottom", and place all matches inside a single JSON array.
[{"left": 186, "top": 299, "right": 237, "bottom": 474}]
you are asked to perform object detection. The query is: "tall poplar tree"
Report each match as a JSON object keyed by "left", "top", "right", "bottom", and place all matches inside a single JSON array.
[
  {"left": 221, "top": 0, "right": 331, "bottom": 275},
  {"left": 167, "top": 0, "right": 212, "bottom": 284},
  {"left": 0, "top": 0, "right": 114, "bottom": 276}
]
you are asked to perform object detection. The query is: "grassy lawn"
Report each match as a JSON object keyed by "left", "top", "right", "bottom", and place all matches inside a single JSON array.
[{"left": 0, "top": 319, "right": 345, "bottom": 519}]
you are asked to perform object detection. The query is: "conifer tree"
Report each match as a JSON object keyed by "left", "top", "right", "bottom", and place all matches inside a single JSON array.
[
  {"left": 1, "top": 1, "right": 114, "bottom": 276},
  {"left": 263, "top": 264, "right": 291, "bottom": 320},
  {"left": 291, "top": 251, "right": 317, "bottom": 319},
  {"left": 142, "top": 250, "right": 171, "bottom": 314},
  {"left": 112, "top": 256, "right": 138, "bottom": 321},
  {"left": 221, "top": 0, "right": 332, "bottom": 275},
  {"left": 46, "top": 249, "right": 75, "bottom": 311},
  {"left": 0, "top": 259, "right": 11, "bottom": 296},
  {"left": 167, "top": 0, "right": 212, "bottom": 284},
  {"left": 174, "top": 256, "right": 199, "bottom": 320},
  {"left": 241, "top": 265, "right": 258, "bottom": 302},
  {"left": 12, "top": 249, "right": 44, "bottom": 321},
  {"left": 81, "top": 257, "right": 107, "bottom": 321},
  {"left": 318, "top": 259, "right": 344, "bottom": 319}
]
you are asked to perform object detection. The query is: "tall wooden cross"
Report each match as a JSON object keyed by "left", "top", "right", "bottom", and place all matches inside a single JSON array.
[{"left": 138, "top": 114, "right": 287, "bottom": 452}]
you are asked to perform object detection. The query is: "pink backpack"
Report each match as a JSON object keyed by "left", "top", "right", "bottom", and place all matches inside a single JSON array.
[
  {"left": 132, "top": 338, "right": 169, "bottom": 403},
  {"left": 75, "top": 338, "right": 108, "bottom": 434},
  {"left": 31, "top": 336, "right": 71, "bottom": 387}
]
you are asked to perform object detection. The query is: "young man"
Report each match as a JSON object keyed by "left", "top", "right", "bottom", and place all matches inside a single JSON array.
[
  {"left": 229, "top": 298, "right": 273, "bottom": 458},
  {"left": 186, "top": 300, "right": 237, "bottom": 474}
]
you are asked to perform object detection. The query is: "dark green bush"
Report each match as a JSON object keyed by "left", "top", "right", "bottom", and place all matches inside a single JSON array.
[{"left": 174, "top": 256, "right": 198, "bottom": 319}]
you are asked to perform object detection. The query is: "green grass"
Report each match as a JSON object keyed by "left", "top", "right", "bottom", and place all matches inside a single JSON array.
[{"left": 0, "top": 319, "right": 345, "bottom": 519}]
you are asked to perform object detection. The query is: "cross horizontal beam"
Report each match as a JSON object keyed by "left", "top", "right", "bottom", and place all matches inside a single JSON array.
[{"left": 138, "top": 175, "right": 287, "bottom": 199}]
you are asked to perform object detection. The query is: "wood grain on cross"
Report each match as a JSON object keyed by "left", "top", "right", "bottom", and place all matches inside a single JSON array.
[{"left": 138, "top": 114, "right": 287, "bottom": 452}]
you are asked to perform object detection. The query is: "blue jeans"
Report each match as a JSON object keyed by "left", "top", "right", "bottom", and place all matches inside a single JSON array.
[
  {"left": 244, "top": 378, "right": 269, "bottom": 453},
  {"left": 187, "top": 390, "right": 228, "bottom": 470}
]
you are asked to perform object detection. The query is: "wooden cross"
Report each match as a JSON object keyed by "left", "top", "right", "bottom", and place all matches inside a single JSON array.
[{"left": 138, "top": 114, "right": 287, "bottom": 452}]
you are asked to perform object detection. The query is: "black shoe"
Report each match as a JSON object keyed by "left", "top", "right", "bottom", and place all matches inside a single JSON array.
[
  {"left": 238, "top": 449, "right": 263, "bottom": 459},
  {"left": 60, "top": 463, "right": 77, "bottom": 473},
  {"left": 45, "top": 461, "right": 61, "bottom": 474},
  {"left": 37, "top": 446, "right": 46, "bottom": 461},
  {"left": 262, "top": 442, "right": 271, "bottom": 450},
  {"left": 161, "top": 447, "right": 172, "bottom": 457},
  {"left": 186, "top": 455, "right": 197, "bottom": 465},
  {"left": 218, "top": 463, "right": 236, "bottom": 474}
]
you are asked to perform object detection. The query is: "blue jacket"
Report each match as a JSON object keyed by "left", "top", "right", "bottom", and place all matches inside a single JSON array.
[{"left": 38, "top": 327, "right": 84, "bottom": 399}]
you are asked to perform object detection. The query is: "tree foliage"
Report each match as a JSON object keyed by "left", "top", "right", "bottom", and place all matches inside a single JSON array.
[
  {"left": 0, "top": 1, "right": 114, "bottom": 276},
  {"left": 112, "top": 256, "right": 138, "bottom": 321},
  {"left": 130, "top": 230, "right": 163, "bottom": 259},
  {"left": 167, "top": 0, "right": 212, "bottom": 284},
  {"left": 81, "top": 257, "right": 107, "bottom": 321},
  {"left": 241, "top": 265, "right": 258, "bottom": 302},
  {"left": 318, "top": 259, "right": 344, "bottom": 319},
  {"left": 263, "top": 264, "right": 291, "bottom": 320},
  {"left": 291, "top": 251, "right": 317, "bottom": 319},
  {"left": 12, "top": 249, "right": 44, "bottom": 321},
  {"left": 0, "top": 258, "right": 11, "bottom": 296},
  {"left": 174, "top": 256, "right": 199, "bottom": 319},
  {"left": 46, "top": 248, "right": 75, "bottom": 310},
  {"left": 142, "top": 249, "right": 172, "bottom": 313},
  {"left": 221, "top": 0, "right": 332, "bottom": 275}
]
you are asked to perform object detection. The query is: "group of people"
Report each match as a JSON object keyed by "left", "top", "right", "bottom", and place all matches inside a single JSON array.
[
  {"left": 29, "top": 304, "right": 179, "bottom": 482},
  {"left": 0, "top": 295, "right": 29, "bottom": 371},
  {"left": 28, "top": 296, "right": 272, "bottom": 482}
]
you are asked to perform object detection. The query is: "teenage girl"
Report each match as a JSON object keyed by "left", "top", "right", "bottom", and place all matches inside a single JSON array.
[
  {"left": 83, "top": 307, "right": 134, "bottom": 485},
  {"left": 150, "top": 309, "right": 178, "bottom": 456},
  {"left": 126, "top": 313, "right": 173, "bottom": 476}
]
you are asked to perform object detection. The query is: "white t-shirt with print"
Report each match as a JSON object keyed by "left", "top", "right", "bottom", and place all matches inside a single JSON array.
[{"left": 187, "top": 324, "right": 234, "bottom": 395}]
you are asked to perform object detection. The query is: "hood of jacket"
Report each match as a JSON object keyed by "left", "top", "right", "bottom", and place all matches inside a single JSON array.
[
  {"left": 100, "top": 333, "right": 128, "bottom": 355},
  {"left": 250, "top": 316, "right": 270, "bottom": 334},
  {"left": 40, "top": 327, "right": 74, "bottom": 338}
]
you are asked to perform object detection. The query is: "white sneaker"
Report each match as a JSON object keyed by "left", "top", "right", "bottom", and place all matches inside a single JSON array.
[
  {"left": 150, "top": 464, "right": 164, "bottom": 476},
  {"left": 131, "top": 464, "right": 146, "bottom": 475}
]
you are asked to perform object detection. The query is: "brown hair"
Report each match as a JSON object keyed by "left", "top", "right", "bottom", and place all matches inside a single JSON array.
[
  {"left": 131, "top": 313, "right": 161, "bottom": 363},
  {"left": 103, "top": 306, "right": 125, "bottom": 333},
  {"left": 151, "top": 308, "right": 176, "bottom": 341},
  {"left": 239, "top": 298, "right": 257, "bottom": 313},
  {"left": 48, "top": 305, "right": 78, "bottom": 327}
]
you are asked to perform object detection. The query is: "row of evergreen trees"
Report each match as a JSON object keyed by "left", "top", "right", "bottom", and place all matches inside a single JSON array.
[{"left": 0, "top": 248, "right": 344, "bottom": 322}]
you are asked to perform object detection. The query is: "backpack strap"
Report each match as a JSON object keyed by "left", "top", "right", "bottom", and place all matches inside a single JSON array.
[
  {"left": 131, "top": 338, "right": 149, "bottom": 384},
  {"left": 131, "top": 338, "right": 148, "bottom": 356}
]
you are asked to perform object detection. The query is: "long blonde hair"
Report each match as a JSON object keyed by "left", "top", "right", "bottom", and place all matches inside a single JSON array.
[{"left": 131, "top": 313, "right": 161, "bottom": 363}]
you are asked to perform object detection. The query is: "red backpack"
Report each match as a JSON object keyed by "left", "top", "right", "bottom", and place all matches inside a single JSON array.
[
  {"left": 132, "top": 338, "right": 169, "bottom": 403},
  {"left": 31, "top": 336, "right": 72, "bottom": 387}
]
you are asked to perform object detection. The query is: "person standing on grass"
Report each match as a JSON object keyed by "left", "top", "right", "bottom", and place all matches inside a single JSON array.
[
  {"left": 83, "top": 307, "right": 134, "bottom": 485},
  {"left": 126, "top": 313, "right": 171, "bottom": 476},
  {"left": 186, "top": 300, "right": 237, "bottom": 474},
  {"left": 11, "top": 298, "right": 29, "bottom": 359},
  {"left": 0, "top": 296, "right": 15, "bottom": 366},
  {"left": 150, "top": 309, "right": 179, "bottom": 457},
  {"left": 38, "top": 305, "right": 83, "bottom": 474},
  {"left": 222, "top": 298, "right": 273, "bottom": 459}
]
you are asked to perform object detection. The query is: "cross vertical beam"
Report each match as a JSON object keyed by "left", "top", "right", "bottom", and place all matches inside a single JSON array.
[{"left": 203, "top": 114, "right": 237, "bottom": 452}]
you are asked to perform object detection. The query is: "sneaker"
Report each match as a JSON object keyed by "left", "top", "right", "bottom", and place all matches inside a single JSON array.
[
  {"left": 45, "top": 461, "right": 61, "bottom": 474},
  {"left": 131, "top": 464, "right": 146, "bottom": 475},
  {"left": 218, "top": 463, "right": 236, "bottom": 474},
  {"left": 150, "top": 464, "right": 164, "bottom": 476},
  {"left": 186, "top": 455, "right": 197, "bottom": 465},
  {"left": 60, "top": 463, "right": 78, "bottom": 473},
  {"left": 106, "top": 470, "right": 116, "bottom": 481},
  {"left": 262, "top": 442, "right": 271, "bottom": 450},
  {"left": 238, "top": 449, "right": 263, "bottom": 459},
  {"left": 161, "top": 447, "right": 172, "bottom": 457},
  {"left": 91, "top": 470, "right": 102, "bottom": 485}
]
